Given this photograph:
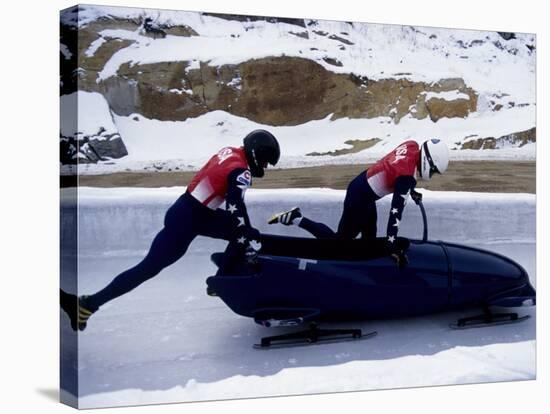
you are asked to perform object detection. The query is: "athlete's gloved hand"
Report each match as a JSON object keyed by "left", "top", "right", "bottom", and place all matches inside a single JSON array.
[
  {"left": 240, "top": 227, "right": 262, "bottom": 265},
  {"left": 391, "top": 250, "right": 408, "bottom": 269},
  {"left": 411, "top": 189, "right": 423, "bottom": 205},
  {"left": 386, "top": 240, "right": 408, "bottom": 269},
  {"left": 243, "top": 227, "right": 261, "bottom": 246},
  {"left": 244, "top": 245, "right": 259, "bottom": 264}
]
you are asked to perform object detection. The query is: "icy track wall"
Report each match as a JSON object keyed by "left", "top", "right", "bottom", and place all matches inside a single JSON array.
[{"left": 61, "top": 187, "right": 535, "bottom": 255}]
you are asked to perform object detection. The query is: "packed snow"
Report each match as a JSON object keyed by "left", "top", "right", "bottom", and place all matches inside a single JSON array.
[
  {"left": 84, "top": 37, "right": 107, "bottom": 58},
  {"left": 69, "top": 103, "right": 535, "bottom": 175},
  {"left": 60, "top": 187, "right": 536, "bottom": 408},
  {"left": 60, "top": 91, "right": 118, "bottom": 140},
  {"left": 79, "top": 341, "right": 534, "bottom": 407},
  {"left": 423, "top": 91, "right": 470, "bottom": 101}
]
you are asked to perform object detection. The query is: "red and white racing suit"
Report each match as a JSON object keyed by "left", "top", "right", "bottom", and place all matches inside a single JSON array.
[
  {"left": 86, "top": 146, "right": 259, "bottom": 310},
  {"left": 298, "top": 140, "right": 420, "bottom": 244}
]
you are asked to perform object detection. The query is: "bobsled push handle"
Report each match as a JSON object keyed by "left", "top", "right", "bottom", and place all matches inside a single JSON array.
[
  {"left": 417, "top": 199, "right": 428, "bottom": 243},
  {"left": 253, "top": 308, "right": 321, "bottom": 328}
]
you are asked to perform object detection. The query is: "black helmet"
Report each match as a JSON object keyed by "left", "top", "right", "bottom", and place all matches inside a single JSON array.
[{"left": 243, "top": 129, "right": 280, "bottom": 177}]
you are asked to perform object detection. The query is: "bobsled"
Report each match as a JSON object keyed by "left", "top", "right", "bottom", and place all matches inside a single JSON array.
[{"left": 206, "top": 202, "right": 535, "bottom": 348}]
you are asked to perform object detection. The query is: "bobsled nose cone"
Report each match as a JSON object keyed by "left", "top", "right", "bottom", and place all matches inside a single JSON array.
[{"left": 521, "top": 283, "right": 536, "bottom": 306}]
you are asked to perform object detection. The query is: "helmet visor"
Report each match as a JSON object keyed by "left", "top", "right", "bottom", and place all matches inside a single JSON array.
[
  {"left": 421, "top": 141, "right": 440, "bottom": 180},
  {"left": 429, "top": 164, "right": 438, "bottom": 178}
]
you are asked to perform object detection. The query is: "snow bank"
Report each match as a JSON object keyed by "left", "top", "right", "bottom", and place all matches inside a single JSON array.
[
  {"left": 73, "top": 105, "right": 536, "bottom": 175},
  {"left": 424, "top": 91, "right": 470, "bottom": 101},
  {"left": 60, "top": 91, "right": 118, "bottom": 139},
  {"left": 61, "top": 188, "right": 535, "bottom": 254},
  {"left": 78, "top": 340, "right": 534, "bottom": 408}
]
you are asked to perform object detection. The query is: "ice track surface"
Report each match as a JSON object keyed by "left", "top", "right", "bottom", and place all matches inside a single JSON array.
[{"left": 60, "top": 188, "right": 536, "bottom": 407}]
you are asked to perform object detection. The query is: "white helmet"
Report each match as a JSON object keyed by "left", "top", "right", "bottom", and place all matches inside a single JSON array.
[{"left": 419, "top": 139, "right": 449, "bottom": 180}]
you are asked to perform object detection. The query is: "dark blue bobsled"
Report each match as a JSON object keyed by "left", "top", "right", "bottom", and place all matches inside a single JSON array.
[{"left": 206, "top": 202, "right": 535, "bottom": 347}]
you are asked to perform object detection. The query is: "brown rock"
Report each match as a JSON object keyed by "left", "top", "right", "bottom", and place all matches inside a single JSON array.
[
  {"left": 65, "top": 18, "right": 480, "bottom": 127},
  {"left": 425, "top": 97, "right": 472, "bottom": 122},
  {"left": 322, "top": 57, "right": 343, "bottom": 67},
  {"left": 201, "top": 13, "right": 306, "bottom": 28},
  {"left": 74, "top": 17, "right": 197, "bottom": 88},
  {"left": 163, "top": 25, "right": 198, "bottom": 37},
  {"left": 461, "top": 127, "right": 536, "bottom": 149},
  {"left": 95, "top": 56, "right": 479, "bottom": 126},
  {"left": 289, "top": 31, "right": 309, "bottom": 39},
  {"left": 328, "top": 34, "right": 354, "bottom": 45},
  {"left": 496, "top": 127, "right": 536, "bottom": 147},
  {"left": 461, "top": 137, "right": 497, "bottom": 150},
  {"left": 306, "top": 138, "right": 381, "bottom": 156}
]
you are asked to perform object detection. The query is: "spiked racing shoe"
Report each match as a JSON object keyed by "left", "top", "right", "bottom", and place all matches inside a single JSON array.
[
  {"left": 76, "top": 296, "right": 98, "bottom": 331},
  {"left": 268, "top": 207, "right": 302, "bottom": 225},
  {"left": 60, "top": 290, "right": 97, "bottom": 331}
]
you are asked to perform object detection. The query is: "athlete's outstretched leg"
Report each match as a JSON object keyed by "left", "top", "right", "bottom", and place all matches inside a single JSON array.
[
  {"left": 86, "top": 225, "right": 195, "bottom": 310},
  {"left": 85, "top": 193, "right": 201, "bottom": 310},
  {"left": 68, "top": 194, "right": 221, "bottom": 331},
  {"left": 298, "top": 217, "right": 337, "bottom": 238}
]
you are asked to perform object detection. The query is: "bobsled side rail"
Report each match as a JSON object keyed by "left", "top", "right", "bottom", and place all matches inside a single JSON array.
[{"left": 259, "top": 233, "right": 411, "bottom": 261}]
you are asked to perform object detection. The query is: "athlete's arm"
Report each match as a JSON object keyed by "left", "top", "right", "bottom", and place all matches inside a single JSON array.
[
  {"left": 386, "top": 175, "right": 417, "bottom": 244},
  {"left": 225, "top": 168, "right": 260, "bottom": 247}
]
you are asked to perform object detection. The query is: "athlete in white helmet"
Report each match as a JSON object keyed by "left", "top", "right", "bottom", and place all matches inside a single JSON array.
[{"left": 270, "top": 139, "right": 449, "bottom": 266}]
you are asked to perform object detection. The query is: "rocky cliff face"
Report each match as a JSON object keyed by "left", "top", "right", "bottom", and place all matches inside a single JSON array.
[
  {"left": 60, "top": 129, "right": 127, "bottom": 165},
  {"left": 104, "top": 58, "right": 477, "bottom": 126},
  {"left": 66, "top": 17, "right": 478, "bottom": 127},
  {"left": 60, "top": 8, "right": 536, "bottom": 165}
]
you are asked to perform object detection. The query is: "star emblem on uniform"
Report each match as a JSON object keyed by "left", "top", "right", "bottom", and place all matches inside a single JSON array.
[
  {"left": 237, "top": 236, "right": 247, "bottom": 244},
  {"left": 393, "top": 218, "right": 400, "bottom": 228},
  {"left": 227, "top": 203, "right": 237, "bottom": 214},
  {"left": 401, "top": 189, "right": 411, "bottom": 202},
  {"left": 237, "top": 217, "right": 245, "bottom": 227},
  {"left": 391, "top": 208, "right": 399, "bottom": 215},
  {"left": 388, "top": 235, "right": 396, "bottom": 243}
]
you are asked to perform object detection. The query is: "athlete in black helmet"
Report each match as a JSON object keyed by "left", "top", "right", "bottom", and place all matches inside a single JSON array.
[
  {"left": 61, "top": 129, "right": 280, "bottom": 331},
  {"left": 243, "top": 129, "right": 280, "bottom": 178}
]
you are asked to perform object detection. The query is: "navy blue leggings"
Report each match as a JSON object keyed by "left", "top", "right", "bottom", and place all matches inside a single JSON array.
[
  {"left": 88, "top": 193, "right": 237, "bottom": 309},
  {"left": 299, "top": 171, "right": 379, "bottom": 239}
]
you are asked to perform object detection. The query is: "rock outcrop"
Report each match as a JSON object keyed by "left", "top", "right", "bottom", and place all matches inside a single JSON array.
[
  {"left": 461, "top": 128, "right": 536, "bottom": 150},
  {"left": 80, "top": 55, "right": 478, "bottom": 126},
  {"left": 62, "top": 14, "right": 479, "bottom": 127},
  {"left": 60, "top": 129, "right": 128, "bottom": 164},
  {"left": 60, "top": 91, "right": 128, "bottom": 164}
]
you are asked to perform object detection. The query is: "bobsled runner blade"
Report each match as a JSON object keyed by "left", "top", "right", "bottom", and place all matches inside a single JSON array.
[
  {"left": 450, "top": 312, "right": 530, "bottom": 330},
  {"left": 253, "top": 325, "right": 377, "bottom": 349}
]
